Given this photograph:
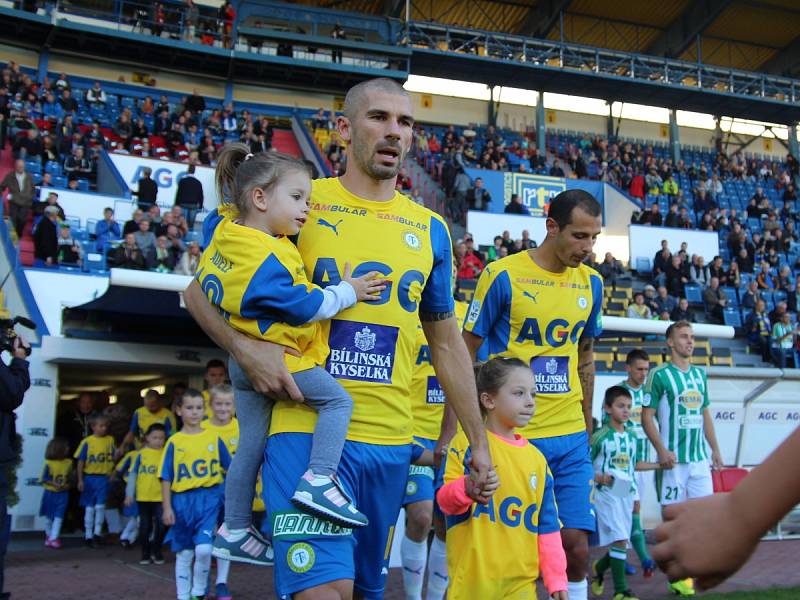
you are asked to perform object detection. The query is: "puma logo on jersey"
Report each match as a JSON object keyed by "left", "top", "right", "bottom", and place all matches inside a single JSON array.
[
  {"left": 318, "top": 218, "right": 343, "bottom": 235},
  {"left": 522, "top": 291, "right": 539, "bottom": 303}
]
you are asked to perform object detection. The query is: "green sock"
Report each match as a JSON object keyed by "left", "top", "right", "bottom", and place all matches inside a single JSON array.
[
  {"left": 630, "top": 513, "right": 651, "bottom": 564},
  {"left": 595, "top": 551, "right": 611, "bottom": 576},
  {"left": 610, "top": 546, "right": 629, "bottom": 593}
]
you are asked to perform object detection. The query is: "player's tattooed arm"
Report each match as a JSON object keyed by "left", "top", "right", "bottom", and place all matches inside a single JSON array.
[
  {"left": 577, "top": 336, "right": 595, "bottom": 436},
  {"left": 420, "top": 310, "right": 456, "bottom": 322}
]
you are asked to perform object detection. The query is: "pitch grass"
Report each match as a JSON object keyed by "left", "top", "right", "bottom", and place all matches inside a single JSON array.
[{"left": 698, "top": 588, "right": 800, "bottom": 599}]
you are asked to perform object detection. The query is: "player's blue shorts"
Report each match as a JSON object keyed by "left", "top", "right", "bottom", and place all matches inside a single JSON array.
[
  {"left": 79, "top": 474, "right": 109, "bottom": 507},
  {"left": 264, "top": 432, "right": 412, "bottom": 600},
  {"left": 40, "top": 490, "right": 68, "bottom": 520},
  {"left": 403, "top": 437, "right": 436, "bottom": 506},
  {"left": 530, "top": 430, "right": 596, "bottom": 532},
  {"left": 122, "top": 500, "right": 139, "bottom": 518},
  {"left": 165, "top": 485, "right": 224, "bottom": 552}
]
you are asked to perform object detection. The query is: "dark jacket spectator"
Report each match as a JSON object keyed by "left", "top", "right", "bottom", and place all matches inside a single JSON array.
[
  {"left": 665, "top": 256, "right": 687, "bottom": 297},
  {"left": 1, "top": 160, "right": 35, "bottom": 238},
  {"left": 175, "top": 168, "right": 204, "bottom": 209},
  {"left": 670, "top": 299, "right": 694, "bottom": 323},
  {"left": 504, "top": 194, "right": 528, "bottom": 215},
  {"left": 702, "top": 278, "right": 728, "bottom": 323},
  {"left": 596, "top": 253, "right": 624, "bottom": 284},
  {"left": 185, "top": 90, "right": 206, "bottom": 114},
  {"left": 56, "top": 393, "right": 98, "bottom": 454},
  {"left": 112, "top": 234, "right": 147, "bottom": 270},
  {"left": 34, "top": 207, "right": 59, "bottom": 264},
  {"left": 134, "top": 169, "right": 158, "bottom": 209}
]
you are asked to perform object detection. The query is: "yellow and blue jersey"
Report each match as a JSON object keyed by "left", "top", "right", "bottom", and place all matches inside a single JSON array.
[
  {"left": 204, "top": 178, "right": 454, "bottom": 446},
  {"left": 131, "top": 447, "right": 165, "bottom": 502},
  {"left": 196, "top": 214, "right": 328, "bottom": 374},
  {"left": 159, "top": 429, "right": 232, "bottom": 493},
  {"left": 115, "top": 450, "right": 138, "bottom": 482},
  {"left": 409, "top": 301, "right": 469, "bottom": 440},
  {"left": 40, "top": 459, "right": 72, "bottom": 492},
  {"left": 463, "top": 252, "right": 603, "bottom": 438},
  {"left": 74, "top": 435, "right": 115, "bottom": 476},
  {"left": 201, "top": 418, "right": 239, "bottom": 456},
  {"left": 130, "top": 406, "right": 176, "bottom": 441},
  {"left": 443, "top": 430, "right": 560, "bottom": 599}
]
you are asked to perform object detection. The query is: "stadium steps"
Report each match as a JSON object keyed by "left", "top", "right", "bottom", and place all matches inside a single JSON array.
[
  {"left": 271, "top": 129, "right": 303, "bottom": 158},
  {"left": 403, "top": 156, "right": 447, "bottom": 219}
]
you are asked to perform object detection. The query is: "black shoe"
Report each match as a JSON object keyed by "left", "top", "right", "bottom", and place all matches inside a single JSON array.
[
  {"left": 85, "top": 537, "right": 96, "bottom": 548},
  {"left": 121, "top": 540, "right": 130, "bottom": 549}
]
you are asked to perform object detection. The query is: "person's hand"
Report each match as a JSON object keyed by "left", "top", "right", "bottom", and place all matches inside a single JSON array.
[
  {"left": 652, "top": 493, "right": 760, "bottom": 590},
  {"left": 12, "top": 336, "right": 29, "bottom": 360},
  {"left": 551, "top": 591, "right": 569, "bottom": 600},
  {"left": 658, "top": 448, "right": 677, "bottom": 469},
  {"left": 77, "top": 480, "right": 84, "bottom": 492},
  {"left": 432, "top": 432, "right": 453, "bottom": 471},
  {"left": 465, "top": 445, "right": 494, "bottom": 505},
  {"left": 45, "top": 257, "right": 53, "bottom": 265},
  {"left": 342, "top": 262, "right": 386, "bottom": 302},
  {"left": 162, "top": 505, "right": 175, "bottom": 526},
  {"left": 596, "top": 473, "right": 613, "bottom": 486},
  {"left": 232, "top": 336, "right": 304, "bottom": 403},
  {"left": 124, "top": 496, "right": 134, "bottom": 507},
  {"left": 711, "top": 449, "right": 724, "bottom": 470}
]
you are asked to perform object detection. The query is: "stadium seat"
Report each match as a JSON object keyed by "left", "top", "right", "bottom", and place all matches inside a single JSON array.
[
  {"left": 723, "top": 308, "right": 742, "bottom": 327},
  {"left": 635, "top": 257, "right": 651, "bottom": 274},
  {"left": 684, "top": 284, "right": 703, "bottom": 305}
]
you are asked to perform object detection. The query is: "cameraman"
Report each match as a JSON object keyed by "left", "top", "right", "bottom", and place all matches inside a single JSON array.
[{"left": 0, "top": 336, "right": 30, "bottom": 600}]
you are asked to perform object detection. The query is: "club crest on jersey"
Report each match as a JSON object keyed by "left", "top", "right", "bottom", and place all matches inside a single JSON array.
[
  {"left": 529, "top": 474, "right": 538, "bottom": 490},
  {"left": 354, "top": 327, "right": 376, "bottom": 352},
  {"left": 577, "top": 296, "right": 588, "bottom": 309},
  {"left": 531, "top": 356, "right": 570, "bottom": 394},
  {"left": 403, "top": 231, "right": 421, "bottom": 251},
  {"left": 327, "top": 320, "right": 399, "bottom": 384}
]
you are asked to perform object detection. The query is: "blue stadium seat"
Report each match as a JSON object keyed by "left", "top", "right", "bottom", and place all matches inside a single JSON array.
[
  {"left": 635, "top": 257, "right": 652, "bottom": 274},
  {"left": 45, "top": 162, "right": 62, "bottom": 176},
  {"left": 25, "top": 160, "right": 41, "bottom": 174},
  {"left": 723, "top": 308, "right": 741, "bottom": 327},
  {"left": 76, "top": 179, "right": 90, "bottom": 191},
  {"left": 52, "top": 175, "right": 68, "bottom": 188},
  {"left": 685, "top": 284, "right": 703, "bottom": 305},
  {"left": 82, "top": 243, "right": 107, "bottom": 274}
]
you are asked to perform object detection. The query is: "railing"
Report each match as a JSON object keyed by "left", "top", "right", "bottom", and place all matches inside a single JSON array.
[{"left": 403, "top": 21, "right": 800, "bottom": 106}]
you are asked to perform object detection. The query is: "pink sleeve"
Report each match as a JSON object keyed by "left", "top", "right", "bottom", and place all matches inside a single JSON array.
[
  {"left": 538, "top": 531, "right": 568, "bottom": 595},
  {"left": 435, "top": 476, "right": 473, "bottom": 515}
]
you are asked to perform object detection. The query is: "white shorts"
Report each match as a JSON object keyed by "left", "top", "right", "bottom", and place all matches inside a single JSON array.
[
  {"left": 633, "top": 471, "right": 653, "bottom": 503},
  {"left": 656, "top": 461, "right": 713, "bottom": 506},
  {"left": 595, "top": 490, "right": 634, "bottom": 547}
]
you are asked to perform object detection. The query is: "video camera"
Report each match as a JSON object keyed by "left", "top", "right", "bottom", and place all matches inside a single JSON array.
[{"left": 0, "top": 316, "right": 36, "bottom": 357}]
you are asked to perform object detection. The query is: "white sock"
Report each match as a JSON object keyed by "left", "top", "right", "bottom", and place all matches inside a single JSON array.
[
  {"left": 426, "top": 536, "right": 449, "bottom": 600},
  {"left": 93, "top": 504, "right": 105, "bottom": 536},
  {"left": 568, "top": 578, "right": 588, "bottom": 600},
  {"left": 176, "top": 549, "right": 194, "bottom": 600},
  {"left": 192, "top": 544, "right": 213, "bottom": 597},
  {"left": 84, "top": 507, "right": 95, "bottom": 539},
  {"left": 44, "top": 518, "right": 52, "bottom": 540},
  {"left": 216, "top": 557, "right": 231, "bottom": 585},
  {"left": 122, "top": 517, "right": 139, "bottom": 542},
  {"left": 105, "top": 507, "right": 121, "bottom": 533},
  {"left": 51, "top": 517, "right": 63, "bottom": 540},
  {"left": 401, "top": 535, "right": 427, "bottom": 600}
]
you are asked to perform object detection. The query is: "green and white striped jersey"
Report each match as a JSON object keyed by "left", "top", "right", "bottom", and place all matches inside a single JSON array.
[
  {"left": 643, "top": 362, "right": 710, "bottom": 464},
  {"left": 620, "top": 380, "right": 655, "bottom": 463},
  {"left": 591, "top": 425, "right": 638, "bottom": 494}
]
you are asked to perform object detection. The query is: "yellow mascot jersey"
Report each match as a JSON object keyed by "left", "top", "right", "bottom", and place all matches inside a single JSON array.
[
  {"left": 443, "top": 430, "right": 560, "bottom": 600},
  {"left": 74, "top": 435, "right": 115, "bottom": 475},
  {"left": 463, "top": 252, "right": 603, "bottom": 438},
  {"left": 159, "top": 430, "right": 232, "bottom": 493},
  {"left": 131, "top": 447, "right": 165, "bottom": 502},
  {"left": 41, "top": 459, "right": 72, "bottom": 492},
  {"left": 201, "top": 418, "right": 239, "bottom": 456},
  {"left": 409, "top": 301, "right": 469, "bottom": 440},
  {"left": 130, "top": 406, "right": 176, "bottom": 442},
  {"left": 214, "top": 178, "right": 455, "bottom": 446},
  {"left": 196, "top": 215, "right": 328, "bottom": 374}
]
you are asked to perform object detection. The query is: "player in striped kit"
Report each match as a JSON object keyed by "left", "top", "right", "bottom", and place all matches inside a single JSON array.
[
  {"left": 642, "top": 321, "right": 723, "bottom": 597},
  {"left": 619, "top": 349, "right": 657, "bottom": 578}
]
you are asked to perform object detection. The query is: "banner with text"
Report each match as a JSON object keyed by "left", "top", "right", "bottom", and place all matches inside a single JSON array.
[
  {"left": 464, "top": 169, "right": 604, "bottom": 217},
  {"left": 108, "top": 154, "right": 217, "bottom": 209}
]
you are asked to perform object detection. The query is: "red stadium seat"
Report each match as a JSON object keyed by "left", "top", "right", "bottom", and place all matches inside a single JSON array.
[{"left": 712, "top": 467, "right": 748, "bottom": 493}]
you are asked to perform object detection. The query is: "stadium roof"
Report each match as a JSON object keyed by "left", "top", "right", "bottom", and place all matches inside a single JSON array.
[{"left": 299, "top": 0, "right": 800, "bottom": 76}]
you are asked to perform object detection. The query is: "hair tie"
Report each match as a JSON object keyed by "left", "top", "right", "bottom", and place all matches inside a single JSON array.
[{"left": 244, "top": 153, "right": 254, "bottom": 161}]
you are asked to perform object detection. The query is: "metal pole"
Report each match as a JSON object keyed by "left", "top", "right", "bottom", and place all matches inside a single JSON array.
[{"left": 536, "top": 91, "right": 546, "bottom": 154}]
